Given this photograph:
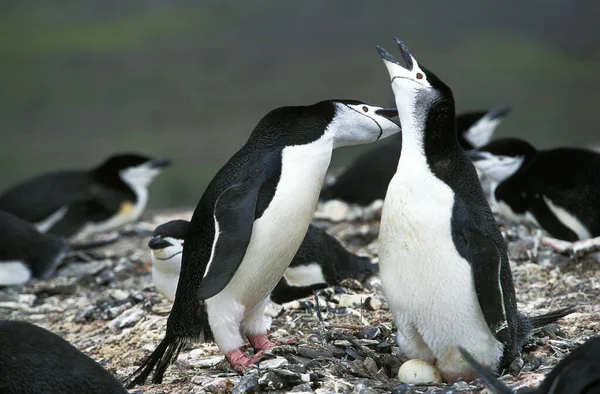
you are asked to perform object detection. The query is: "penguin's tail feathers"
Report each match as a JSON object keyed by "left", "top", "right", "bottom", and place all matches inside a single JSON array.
[
  {"left": 530, "top": 305, "right": 577, "bottom": 332},
  {"left": 458, "top": 347, "right": 515, "bottom": 394},
  {"left": 123, "top": 335, "right": 187, "bottom": 389}
]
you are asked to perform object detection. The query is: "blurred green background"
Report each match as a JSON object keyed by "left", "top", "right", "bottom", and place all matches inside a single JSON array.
[{"left": 1, "top": 0, "right": 599, "bottom": 210}]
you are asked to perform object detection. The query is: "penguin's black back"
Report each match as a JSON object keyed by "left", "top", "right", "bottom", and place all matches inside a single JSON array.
[
  {"left": 0, "top": 210, "right": 70, "bottom": 280},
  {"left": 169, "top": 101, "right": 337, "bottom": 337},
  {"left": 498, "top": 147, "right": 600, "bottom": 238},
  {"left": 0, "top": 320, "right": 127, "bottom": 394}
]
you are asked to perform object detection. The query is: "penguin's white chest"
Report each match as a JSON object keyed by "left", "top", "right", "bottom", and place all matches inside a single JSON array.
[
  {"left": 151, "top": 251, "right": 182, "bottom": 302},
  {"left": 225, "top": 139, "right": 333, "bottom": 307}
]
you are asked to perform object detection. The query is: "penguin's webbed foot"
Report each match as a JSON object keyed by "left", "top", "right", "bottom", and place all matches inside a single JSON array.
[
  {"left": 249, "top": 334, "right": 298, "bottom": 351},
  {"left": 226, "top": 349, "right": 266, "bottom": 373}
]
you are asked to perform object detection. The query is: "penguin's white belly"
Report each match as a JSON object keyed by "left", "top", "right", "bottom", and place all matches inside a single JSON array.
[
  {"left": 379, "top": 168, "right": 502, "bottom": 365},
  {"left": 543, "top": 196, "right": 590, "bottom": 240},
  {"left": 223, "top": 139, "right": 333, "bottom": 308}
]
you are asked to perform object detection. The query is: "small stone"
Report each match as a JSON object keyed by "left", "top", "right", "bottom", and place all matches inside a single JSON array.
[
  {"left": 17, "top": 294, "right": 36, "bottom": 306},
  {"left": 231, "top": 373, "right": 260, "bottom": 394},
  {"left": 360, "top": 327, "right": 381, "bottom": 340},
  {"left": 391, "top": 384, "right": 412, "bottom": 394},
  {"left": 364, "top": 296, "right": 383, "bottom": 311},
  {"left": 453, "top": 381, "right": 469, "bottom": 390},
  {"left": 397, "top": 359, "right": 442, "bottom": 385},
  {"left": 509, "top": 357, "right": 525, "bottom": 372},
  {"left": 204, "top": 377, "right": 235, "bottom": 393},
  {"left": 259, "top": 356, "right": 289, "bottom": 369},
  {"left": 290, "top": 383, "right": 314, "bottom": 392},
  {"left": 297, "top": 345, "right": 333, "bottom": 359},
  {"left": 364, "top": 357, "right": 379, "bottom": 376},
  {"left": 110, "top": 289, "right": 129, "bottom": 301},
  {"left": 180, "top": 354, "right": 225, "bottom": 368},
  {"left": 108, "top": 307, "right": 144, "bottom": 331},
  {"left": 339, "top": 278, "right": 363, "bottom": 290}
]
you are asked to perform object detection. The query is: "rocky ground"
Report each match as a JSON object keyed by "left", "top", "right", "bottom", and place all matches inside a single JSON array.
[{"left": 0, "top": 201, "right": 598, "bottom": 394}]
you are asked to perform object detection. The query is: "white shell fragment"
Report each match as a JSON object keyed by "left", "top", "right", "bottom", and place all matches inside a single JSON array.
[{"left": 397, "top": 359, "right": 443, "bottom": 384}]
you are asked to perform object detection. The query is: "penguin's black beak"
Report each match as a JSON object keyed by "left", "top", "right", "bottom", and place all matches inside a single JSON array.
[
  {"left": 375, "top": 108, "right": 398, "bottom": 119},
  {"left": 148, "top": 235, "right": 172, "bottom": 249},
  {"left": 149, "top": 158, "right": 171, "bottom": 169},
  {"left": 488, "top": 105, "right": 511, "bottom": 121},
  {"left": 376, "top": 38, "right": 414, "bottom": 71}
]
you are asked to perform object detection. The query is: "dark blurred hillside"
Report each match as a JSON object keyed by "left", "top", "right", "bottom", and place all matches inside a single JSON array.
[{"left": 1, "top": 0, "right": 599, "bottom": 209}]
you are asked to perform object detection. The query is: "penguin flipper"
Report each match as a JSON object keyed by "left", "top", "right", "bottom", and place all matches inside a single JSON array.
[
  {"left": 196, "top": 180, "right": 261, "bottom": 300},
  {"left": 464, "top": 231, "right": 510, "bottom": 343}
]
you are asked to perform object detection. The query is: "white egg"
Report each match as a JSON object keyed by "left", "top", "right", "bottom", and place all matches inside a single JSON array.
[{"left": 397, "top": 359, "right": 443, "bottom": 384}]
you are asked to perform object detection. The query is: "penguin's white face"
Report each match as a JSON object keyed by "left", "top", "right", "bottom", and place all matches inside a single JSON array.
[
  {"left": 120, "top": 161, "right": 163, "bottom": 189},
  {"left": 327, "top": 102, "right": 400, "bottom": 148},
  {"left": 149, "top": 236, "right": 184, "bottom": 275},
  {"left": 470, "top": 152, "right": 524, "bottom": 183}
]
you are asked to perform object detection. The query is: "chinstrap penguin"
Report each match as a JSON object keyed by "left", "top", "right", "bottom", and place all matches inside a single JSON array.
[
  {"left": 0, "top": 210, "right": 71, "bottom": 286},
  {"left": 148, "top": 220, "right": 376, "bottom": 303},
  {"left": 125, "top": 99, "right": 400, "bottom": 387},
  {"left": 0, "top": 153, "right": 170, "bottom": 238},
  {"left": 459, "top": 336, "right": 600, "bottom": 393},
  {"left": 468, "top": 138, "right": 600, "bottom": 241},
  {"left": 0, "top": 320, "right": 127, "bottom": 393},
  {"left": 375, "top": 39, "right": 572, "bottom": 382},
  {"left": 320, "top": 106, "right": 510, "bottom": 205}
]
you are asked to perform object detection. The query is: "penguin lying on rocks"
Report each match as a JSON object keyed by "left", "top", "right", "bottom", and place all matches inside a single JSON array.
[
  {"left": 148, "top": 220, "right": 376, "bottom": 303},
  {"left": 375, "top": 38, "right": 573, "bottom": 382},
  {"left": 320, "top": 106, "right": 510, "bottom": 205},
  {"left": 0, "top": 320, "right": 127, "bottom": 393},
  {"left": 125, "top": 99, "right": 400, "bottom": 386},
  {"left": 469, "top": 137, "right": 600, "bottom": 241},
  {"left": 0, "top": 153, "right": 170, "bottom": 238}
]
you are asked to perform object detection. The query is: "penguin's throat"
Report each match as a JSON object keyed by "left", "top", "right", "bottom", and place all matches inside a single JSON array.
[{"left": 398, "top": 116, "right": 427, "bottom": 168}]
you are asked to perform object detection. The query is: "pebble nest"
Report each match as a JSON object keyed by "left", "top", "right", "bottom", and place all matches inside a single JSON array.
[{"left": 0, "top": 200, "right": 598, "bottom": 394}]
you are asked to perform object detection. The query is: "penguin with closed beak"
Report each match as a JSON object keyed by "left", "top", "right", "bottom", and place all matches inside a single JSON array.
[
  {"left": 0, "top": 320, "right": 127, "bottom": 393},
  {"left": 0, "top": 153, "right": 170, "bottom": 238},
  {"left": 375, "top": 39, "right": 572, "bottom": 382},
  {"left": 148, "top": 220, "right": 376, "bottom": 303},
  {"left": 320, "top": 106, "right": 510, "bottom": 205},
  {"left": 0, "top": 210, "right": 71, "bottom": 286},
  {"left": 125, "top": 99, "right": 400, "bottom": 387},
  {"left": 468, "top": 138, "right": 600, "bottom": 241},
  {"left": 459, "top": 336, "right": 600, "bottom": 394}
]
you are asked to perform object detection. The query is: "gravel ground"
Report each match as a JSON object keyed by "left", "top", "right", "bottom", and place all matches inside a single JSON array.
[{"left": 0, "top": 201, "right": 598, "bottom": 394}]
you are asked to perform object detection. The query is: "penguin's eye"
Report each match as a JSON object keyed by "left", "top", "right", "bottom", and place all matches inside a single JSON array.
[
  {"left": 362, "top": 106, "right": 369, "bottom": 112},
  {"left": 416, "top": 73, "right": 424, "bottom": 80}
]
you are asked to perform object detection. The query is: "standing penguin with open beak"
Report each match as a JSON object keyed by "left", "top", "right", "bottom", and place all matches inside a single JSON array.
[{"left": 125, "top": 99, "right": 400, "bottom": 387}]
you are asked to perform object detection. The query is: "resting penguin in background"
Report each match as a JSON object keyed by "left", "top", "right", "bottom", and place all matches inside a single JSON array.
[
  {"left": 148, "top": 220, "right": 376, "bottom": 303},
  {"left": 320, "top": 106, "right": 510, "bottom": 205},
  {"left": 0, "top": 153, "right": 170, "bottom": 238},
  {"left": 0, "top": 210, "right": 70, "bottom": 286},
  {"left": 124, "top": 99, "right": 400, "bottom": 387},
  {"left": 375, "top": 39, "right": 573, "bottom": 382},
  {"left": 468, "top": 138, "right": 600, "bottom": 241},
  {"left": 459, "top": 336, "right": 600, "bottom": 394},
  {"left": 0, "top": 320, "right": 127, "bottom": 393}
]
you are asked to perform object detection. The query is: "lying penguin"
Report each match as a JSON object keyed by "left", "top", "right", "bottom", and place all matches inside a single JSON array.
[
  {"left": 375, "top": 39, "right": 572, "bottom": 382},
  {"left": 148, "top": 220, "right": 376, "bottom": 303},
  {"left": 459, "top": 336, "right": 600, "bottom": 393},
  {"left": 0, "top": 210, "right": 71, "bottom": 286},
  {"left": 0, "top": 153, "right": 170, "bottom": 238},
  {"left": 124, "top": 99, "right": 400, "bottom": 387},
  {"left": 468, "top": 138, "right": 600, "bottom": 241},
  {"left": 320, "top": 106, "right": 510, "bottom": 205},
  {"left": 0, "top": 320, "right": 127, "bottom": 393}
]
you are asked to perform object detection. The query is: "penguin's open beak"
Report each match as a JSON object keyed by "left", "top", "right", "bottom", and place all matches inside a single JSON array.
[
  {"left": 376, "top": 38, "right": 414, "bottom": 71},
  {"left": 148, "top": 235, "right": 172, "bottom": 250},
  {"left": 375, "top": 108, "right": 399, "bottom": 119},
  {"left": 487, "top": 105, "right": 511, "bottom": 121},
  {"left": 149, "top": 158, "right": 171, "bottom": 169}
]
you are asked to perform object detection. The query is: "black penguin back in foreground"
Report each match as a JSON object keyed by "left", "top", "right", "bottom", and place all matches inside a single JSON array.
[
  {"left": 0, "top": 320, "right": 127, "bottom": 394},
  {"left": 320, "top": 108, "right": 509, "bottom": 205},
  {"left": 0, "top": 210, "right": 70, "bottom": 285},
  {"left": 459, "top": 336, "right": 600, "bottom": 394},
  {"left": 479, "top": 138, "right": 600, "bottom": 241},
  {"left": 271, "top": 224, "right": 376, "bottom": 304}
]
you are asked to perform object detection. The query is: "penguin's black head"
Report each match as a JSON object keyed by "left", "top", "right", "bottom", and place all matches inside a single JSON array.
[
  {"left": 468, "top": 138, "right": 537, "bottom": 183},
  {"left": 376, "top": 39, "right": 455, "bottom": 132},
  {"left": 458, "top": 105, "right": 511, "bottom": 149},
  {"left": 94, "top": 153, "right": 171, "bottom": 190},
  {"left": 148, "top": 219, "right": 189, "bottom": 250}
]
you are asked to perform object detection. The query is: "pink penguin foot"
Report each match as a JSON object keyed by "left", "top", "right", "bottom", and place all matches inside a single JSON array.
[
  {"left": 226, "top": 349, "right": 266, "bottom": 373},
  {"left": 249, "top": 334, "right": 298, "bottom": 351}
]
